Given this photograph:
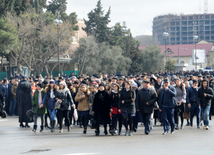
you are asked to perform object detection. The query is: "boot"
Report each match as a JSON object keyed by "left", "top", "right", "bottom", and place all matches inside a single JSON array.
[
  {"left": 51, "top": 121, "right": 55, "bottom": 132},
  {"left": 20, "top": 123, "right": 25, "bottom": 128},
  {"left": 25, "top": 123, "right": 30, "bottom": 128},
  {"left": 32, "top": 125, "right": 37, "bottom": 133},
  {"left": 40, "top": 126, "right": 44, "bottom": 132}
]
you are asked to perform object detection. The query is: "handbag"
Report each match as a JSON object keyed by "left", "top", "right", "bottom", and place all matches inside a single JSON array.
[
  {"left": 73, "top": 109, "right": 78, "bottom": 121},
  {"left": 26, "top": 109, "right": 34, "bottom": 119},
  {"left": 54, "top": 100, "right": 61, "bottom": 110}
]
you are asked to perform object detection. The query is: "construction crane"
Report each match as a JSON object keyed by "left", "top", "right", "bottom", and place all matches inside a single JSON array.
[{"left": 204, "top": 0, "right": 208, "bottom": 14}]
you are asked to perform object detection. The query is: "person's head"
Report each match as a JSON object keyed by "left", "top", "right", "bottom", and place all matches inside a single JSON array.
[
  {"left": 184, "top": 81, "right": 189, "bottom": 88},
  {"left": 124, "top": 81, "right": 131, "bottom": 90},
  {"left": 3, "top": 78, "right": 9, "bottom": 85},
  {"left": 105, "top": 83, "right": 111, "bottom": 90},
  {"left": 175, "top": 79, "right": 181, "bottom": 87},
  {"left": 118, "top": 78, "right": 124, "bottom": 85},
  {"left": 202, "top": 79, "right": 208, "bottom": 89},
  {"left": 164, "top": 79, "right": 170, "bottom": 87},
  {"left": 192, "top": 80, "right": 198, "bottom": 89},
  {"left": 14, "top": 79, "right": 19, "bottom": 86},
  {"left": 37, "top": 83, "right": 43, "bottom": 91},
  {"left": 59, "top": 81, "right": 66, "bottom": 89},
  {"left": 99, "top": 83, "right": 105, "bottom": 91},
  {"left": 80, "top": 84, "right": 87, "bottom": 92},
  {"left": 49, "top": 79, "right": 55, "bottom": 88},
  {"left": 91, "top": 85, "right": 98, "bottom": 93},
  {"left": 143, "top": 79, "right": 150, "bottom": 89},
  {"left": 157, "top": 77, "right": 161, "bottom": 83},
  {"left": 112, "top": 83, "right": 120, "bottom": 92},
  {"left": 131, "top": 82, "right": 138, "bottom": 90},
  {"left": 11, "top": 78, "right": 15, "bottom": 84},
  {"left": 74, "top": 80, "right": 80, "bottom": 88}
]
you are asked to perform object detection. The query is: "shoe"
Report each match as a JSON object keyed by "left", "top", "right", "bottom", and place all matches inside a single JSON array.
[
  {"left": 197, "top": 126, "right": 200, "bottom": 129},
  {"left": 51, "top": 121, "right": 55, "bottom": 132},
  {"left": 175, "top": 125, "right": 179, "bottom": 130},
  {"left": 186, "top": 122, "right": 190, "bottom": 126},
  {"left": 163, "top": 131, "right": 168, "bottom": 135},
  {"left": 20, "top": 123, "right": 25, "bottom": 128},
  {"left": 95, "top": 130, "right": 100, "bottom": 136},
  {"left": 180, "top": 125, "right": 184, "bottom": 129},
  {"left": 32, "top": 125, "right": 37, "bottom": 133},
  {"left": 25, "top": 124, "right": 30, "bottom": 128},
  {"left": 171, "top": 130, "right": 175, "bottom": 134},
  {"left": 205, "top": 126, "right": 209, "bottom": 130},
  {"left": 104, "top": 131, "right": 108, "bottom": 135},
  {"left": 40, "top": 126, "right": 44, "bottom": 132},
  {"left": 133, "top": 128, "right": 137, "bottom": 132},
  {"left": 59, "top": 129, "right": 63, "bottom": 133},
  {"left": 129, "top": 131, "right": 133, "bottom": 136},
  {"left": 109, "top": 130, "right": 114, "bottom": 135},
  {"left": 125, "top": 130, "right": 129, "bottom": 136},
  {"left": 83, "top": 129, "right": 87, "bottom": 134},
  {"left": 68, "top": 126, "right": 71, "bottom": 132},
  {"left": 145, "top": 132, "right": 149, "bottom": 135}
]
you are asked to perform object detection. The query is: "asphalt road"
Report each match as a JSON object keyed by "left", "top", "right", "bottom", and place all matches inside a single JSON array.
[{"left": 0, "top": 116, "right": 214, "bottom": 155}]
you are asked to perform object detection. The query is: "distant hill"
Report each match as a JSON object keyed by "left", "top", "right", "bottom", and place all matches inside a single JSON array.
[{"left": 135, "top": 35, "right": 160, "bottom": 46}]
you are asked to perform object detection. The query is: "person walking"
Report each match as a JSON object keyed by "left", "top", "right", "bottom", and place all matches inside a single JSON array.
[
  {"left": 93, "top": 83, "right": 111, "bottom": 136},
  {"left": 55, "top": 81, "right": 75, "bottom": 133},
  {"left": 159, "top": 79, "right": 177, "bottom": 135},
  {"left": 109, "top": 82, "right": 122, "bottom": 135},
  {"left": 174, "top": 79, "right": 186, "bottom": 130},
  {"left": 118, "top": 81, "right": 136, "bottom": 136},
  {"left": 16, "top": 76, "right": 33, "bottom": 128},
  {"left": 42, "top": 80, "right": 58, "bottom": 132},
  {"left": 32, "top": 83, "right": 47, "bottom": 132},
  {"left": 197, "top": 79, "right": 214, "bottom": 130},
  {"left": 136, "top": 79, "right": 157, "bottom": 135},
  {"left": 11, "top": 79, "right": 19, "bottom": 116},
  {"left": 75, "top": 83, "right": 90, "bottom": 134},
  {"left": 187, "top": 80, "right": 200, "bottom": 128}
]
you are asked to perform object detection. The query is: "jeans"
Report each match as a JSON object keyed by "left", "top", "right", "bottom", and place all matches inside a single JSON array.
[
  {"left": 34, "top": 114, "right": 45, "bottom": 126},
  {"left": 9, "top": 100, "right": 13, "bottom": 115},
  {"left": 202, "top": 106, "right": 210, "bottom": 126},
  {"left": 48, "top": 109, "right": 57, "bottom": 121},
  {"left": 141, "top": 113, "right": 151, "bottom": 133},
  {"left": 162, "top": 107, "right": 175, "bottom": 133},
  {"left": 190, "top": 104, "right": 201, "bottom": 127},
  {"left": 111, "top": 114, "right": 122, "bottom": 132}
]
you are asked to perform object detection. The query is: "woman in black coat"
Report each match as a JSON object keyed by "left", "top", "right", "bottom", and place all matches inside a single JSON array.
[
  {"left": 55, "top": 81, "right": 75, "bottom": 133},
  {"left": 118, "top": 81, "right": 136, "bottom": 136},
  {"left": 92, "top": 83, "right": 111, "bottom": 136}
]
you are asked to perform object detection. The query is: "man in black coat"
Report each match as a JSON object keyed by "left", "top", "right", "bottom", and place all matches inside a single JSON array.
[
  {"left": 16, "top": 76, "right": 33, "bottom": 128},
  {"left": 197, "top": 79, "right": 214, "bottom": 130},
  {"left": 136, "top": 79, "right": 157, "bottom": 135}
]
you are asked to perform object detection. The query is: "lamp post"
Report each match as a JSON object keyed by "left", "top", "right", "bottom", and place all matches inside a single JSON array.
[
  {"left": 54, "top": 12, "right": 63, "bottom": 77},
  {"left": 194, "top": 35, "right": 198, "bottom": 71},
  {"left": 163, "top": 31, "right": 169, "bottom": 69},
  {"left": 178, "top": 46, "right": 188, "bottom": 64}
]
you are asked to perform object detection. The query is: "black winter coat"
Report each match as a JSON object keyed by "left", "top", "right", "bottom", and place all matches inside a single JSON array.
[
  {"left": 136, "top": 87, "right": 157, "bottom": 114},
  {"left": 55, "top": 88, "right": 74, "bottom": 111},
  {"left": 16, "top": 80, "right": 33, "bottom": 123},
  {"left": 118, "top": 89, "right": 136, "bottom": 114},
  {"left": 197, "top": 87, "right": 214, "bottom": 107},
  {"left": 93, "top": 90, "right": 111, "bottom": 122}
]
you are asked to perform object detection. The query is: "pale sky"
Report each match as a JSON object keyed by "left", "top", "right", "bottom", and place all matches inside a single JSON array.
[{"left": 66, "top": 0, "right": 214, "bottom": 37}]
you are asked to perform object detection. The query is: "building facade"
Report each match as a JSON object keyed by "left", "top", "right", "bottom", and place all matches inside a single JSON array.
[{"left": 153, "top": 13, "right": 214, "bottom": 45}]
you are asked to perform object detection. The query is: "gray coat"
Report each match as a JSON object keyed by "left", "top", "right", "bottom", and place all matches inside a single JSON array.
[
  {"left": 89, "top": 91, "right": 97, "bottom": 115},
  {"left": 174, "top": 85, "right": 186, "bottom": 104}
]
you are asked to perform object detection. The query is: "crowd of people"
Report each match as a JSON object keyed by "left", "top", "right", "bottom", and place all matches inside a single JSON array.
[{"left": 0, "top": 70, "right": 214, "bottom": 136}]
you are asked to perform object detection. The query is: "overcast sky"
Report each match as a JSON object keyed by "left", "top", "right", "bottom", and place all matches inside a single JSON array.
[{"left": 66, "top": 0, "right": 214, "bottom": 37}]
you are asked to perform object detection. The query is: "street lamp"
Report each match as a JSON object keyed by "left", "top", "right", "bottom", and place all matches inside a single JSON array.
[
  {"left": 163, "top": 31, "right": 169, "bottom": 69},
  {"left": 194, "top": 35, "right": 198, "bottom": 71},
  {"left": 54, "top": 13, "right": 63, "bottom": 77}
]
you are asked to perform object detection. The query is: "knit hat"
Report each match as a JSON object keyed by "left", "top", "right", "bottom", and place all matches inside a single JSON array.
[
  {"left": 43, "top": 79, "right": 48, "bottom": 85},
  {"left": 49, "top": 80, "right": 55, "bottom": 84},
  {"left": 59, "top": 81, "right": 67, "bottom": 87},
  {"left": 131, "top": 82, "right": 138, "bottom": 88},
  {"left": 37, "top": 83, "right": 43, "bottom": 88}
]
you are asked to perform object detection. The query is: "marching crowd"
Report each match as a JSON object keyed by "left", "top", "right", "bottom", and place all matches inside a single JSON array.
[{"left": 0, "top": 71, "right": 214, "bottom": 136}]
